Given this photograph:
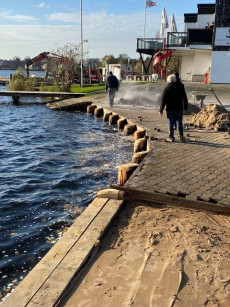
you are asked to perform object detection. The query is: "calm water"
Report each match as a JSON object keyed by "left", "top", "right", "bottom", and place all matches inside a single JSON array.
[
  {"left": 0, "top": 69, "right": 45, "bottom": 78},
  {"left": 0, "top": 78, "right": 133, "bottom": 301}
]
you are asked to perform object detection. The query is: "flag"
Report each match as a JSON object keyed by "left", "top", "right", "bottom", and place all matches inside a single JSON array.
[
  {"left": 170, "top": 14, "right": 177, "bottom": 32},
  {"left": 146, "top": 1, "right": 157, "bottom": 8},
  {"left": 160, "top": 7, "right": 168, "bottom": 37}
]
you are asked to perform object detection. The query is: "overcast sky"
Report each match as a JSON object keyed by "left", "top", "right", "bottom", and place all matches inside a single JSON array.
[{"left": 0, "top": 0, "right": 215, "bottom": 60}]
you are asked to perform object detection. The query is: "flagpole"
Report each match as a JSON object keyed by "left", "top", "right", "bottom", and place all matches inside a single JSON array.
[
  {"left": 142, "top": 0, "right": 147, "bottom": 77},
  {"left": 80, "top": 0, "right": 83, "bottom": 88},
  {"left": 144, "top": 0, "right": 147, "bottom": 38}
]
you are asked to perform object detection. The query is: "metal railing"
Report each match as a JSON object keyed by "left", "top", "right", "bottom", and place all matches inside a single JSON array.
[
  {"left": 137, "top": 38, "right": 163, "bottom": 51},
  {"left": 167, "top": 29, "right": 213, "bottom": 47},
  {"left": 167, "top": 32, "right": 187, "bottom": 47},
  {"left": 137, "top": 29, "right": 213, "bottom": 53}
]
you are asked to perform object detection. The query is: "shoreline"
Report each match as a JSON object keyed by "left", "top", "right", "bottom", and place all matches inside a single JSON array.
[{"left": 2, "top": 86, "right": 230, "bottom": 306}]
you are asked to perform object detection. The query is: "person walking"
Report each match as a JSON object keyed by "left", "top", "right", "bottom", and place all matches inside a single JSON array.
[
  {"left": 106, "top": 71, "right": 119, "bottom": 107},
  {"left": 159, "top": 74, "right": 188, "bottom": 142}
]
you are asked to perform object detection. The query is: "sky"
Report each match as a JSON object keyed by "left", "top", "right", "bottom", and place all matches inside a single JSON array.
[{"left": 0, "top": 0, "right": 215, "bottom": 61}]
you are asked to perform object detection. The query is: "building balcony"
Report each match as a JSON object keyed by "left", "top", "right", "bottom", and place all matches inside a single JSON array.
[
  {"left": 137, "top": 29, "right": 214, "bottom": 55},
  {"left": 167, "top": 29, "right": 213, "bottom": 48},
  {"left": 167, "top": 32, "right": 188, "bottom": 47},
  {"left": 187, "top": 28, "right": 213, "bottom": 45},
  {"left": 136, "top": 38, "right": 164, "bottom": 55}
]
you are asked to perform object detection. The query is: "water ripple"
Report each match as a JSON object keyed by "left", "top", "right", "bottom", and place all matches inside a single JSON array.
[{"left": 0, "top": 100, "right": 133, "bottom": 299}]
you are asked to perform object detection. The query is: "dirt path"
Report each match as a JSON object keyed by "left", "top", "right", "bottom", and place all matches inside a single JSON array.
[{"left": 63, "top": 200, "right": 230, "bottom": 307}]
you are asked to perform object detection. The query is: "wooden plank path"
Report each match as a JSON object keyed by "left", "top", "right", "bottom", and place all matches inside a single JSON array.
[
  {"left": 3, "top": 197, "right": 124, "bottom": 307},
  {"left": 0, "top": 78, "right": 9, "bottom": 85},
  {"left": 47, "top": 96, "right": 94, "bottom": 111},
  {"left": 0, "top": 90, "right": 86, "bottom": 103}
]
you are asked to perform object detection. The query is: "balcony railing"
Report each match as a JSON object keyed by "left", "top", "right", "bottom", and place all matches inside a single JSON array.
[
  {"left": 167, "top": 29, "right": 213, "bottom": 47},
  {"left": 188, "top": 28, "right": 213, "bottom": 45},
  {"left": 137, "top": 38, "right": 163, "bottom": 53},
  {"left": 167, "top": 32, "right": 187, "bottom": 47},
  {"left": 137, "top": 29, "right": 213, "bottom": 53}
]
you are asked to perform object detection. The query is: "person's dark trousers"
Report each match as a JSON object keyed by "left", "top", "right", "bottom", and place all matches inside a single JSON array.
[
  {"left": 108, "top": 87, "right": 117, "bottom": 107},
  {"left": 167, "top": 111, "right": 184, "bottom": 138}
]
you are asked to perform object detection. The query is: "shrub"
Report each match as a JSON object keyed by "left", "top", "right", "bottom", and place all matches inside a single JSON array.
[
  {"left": 39, "top": 82, "right": 48, "bottom": 92},
  {"left": 8, "top": 68, "right": 37, "bottom": 91}
]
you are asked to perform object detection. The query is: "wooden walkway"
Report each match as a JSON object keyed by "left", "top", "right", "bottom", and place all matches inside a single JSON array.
[
  {"left": 47, "top": 99, "right": 92, "bottom": 111},
  {"left": 0, "top": 90, "right": 86, "bottom": 103},
  {"left": 0, "top": 78, "right": 9, "bottom": 85}
]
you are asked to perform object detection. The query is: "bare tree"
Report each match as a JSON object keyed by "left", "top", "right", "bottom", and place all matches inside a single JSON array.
[
  {"left": 101, "top": 55, "right": 117, "bottom": 66},
  {"left": 50, "top": 43, "right": 87, "bottom": 92},
  {"left": 117, "top": 53, "right": 130, "bottom": 64}
]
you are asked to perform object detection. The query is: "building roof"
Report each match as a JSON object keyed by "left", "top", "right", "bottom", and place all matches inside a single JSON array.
[
  {"left": 184, "top": 13, "right": 198, "bottom": 23},
  {"left": 197, "top": 4, "right": 216, "bottom": 14},
  {"left": 184, "top": 3, "right": 216, "bottom": 23}
]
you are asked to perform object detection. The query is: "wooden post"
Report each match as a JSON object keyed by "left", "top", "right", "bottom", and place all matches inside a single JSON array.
[
  {"left": 134, "top": 129, "right": 146, "bottom": 140},
  {"left": 117, "top": 118, "right": 127, "bottom": 130},
  {"left": 94, "top": 107, "right": 103, "bottom": 117},
  {"left": 87, "top": 104, "right": 97, "bottom": 114},
  {"left": 109, "top": 114, "right": 119, "bottom": 125},
  {"left": 12, "top": 96, "right": 20, "bottom": 103},
  {"left": 124, "top": 124, "right": 137, "bottom": 136},
  {"left": 132, "top": 151, "right": 148, "bottom": 164},
  {"left": 103, "top": 112, "right": 112, "bottom": 121},
  {"left": 118, "top": 163, "right": 139, "bottom": 185},
  {"left": 134, "top": 137, "right": 147, "bottom": 153}
]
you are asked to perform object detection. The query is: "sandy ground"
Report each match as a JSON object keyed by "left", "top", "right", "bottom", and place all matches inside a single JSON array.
[
  {"left": 63, "top": 200, "right": 230, "bottom": 307},
  {"left": 53, "top": 83, "right": 230, "bottom": 306}
]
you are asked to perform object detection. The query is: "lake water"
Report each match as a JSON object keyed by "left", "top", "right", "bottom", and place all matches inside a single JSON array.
[
  {"left": 0, "top": 72, "right": 133, "bottom": 301},
  {"left": 0, "top": 69, "right": 45, "bottom": 78}
]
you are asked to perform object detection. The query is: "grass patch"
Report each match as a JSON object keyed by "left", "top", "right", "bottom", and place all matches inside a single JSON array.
[
  {"left": 42, "top": 83, "right": 105, "bottom": 93},
  {"left": 39, "top": 81, "right": 153, "bottom": 93},
  {"left": 71, "top": 84, "right": 105, "bottom": 93}
]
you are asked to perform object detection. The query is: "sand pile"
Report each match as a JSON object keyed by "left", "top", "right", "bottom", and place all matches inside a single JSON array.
[
  {"left": 191, "top": 104, "right": 230, "bottom": 131},
  {"left": 185, "top": 103, "right": 201, "bottom": 115}
]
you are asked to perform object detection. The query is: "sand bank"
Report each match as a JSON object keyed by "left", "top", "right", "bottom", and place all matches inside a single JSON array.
[{"left": 63, "top": 200, "right": 230, "bottom": 306}]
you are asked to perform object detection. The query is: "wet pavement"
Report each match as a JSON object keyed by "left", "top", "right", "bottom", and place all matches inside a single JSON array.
[{"left": 97, "top": 99, "right": 230, "bottom": 207}]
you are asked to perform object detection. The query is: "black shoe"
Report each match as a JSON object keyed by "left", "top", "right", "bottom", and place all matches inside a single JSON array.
[{"left": 179, "top": 136, "right": 186, "bottom": 143}]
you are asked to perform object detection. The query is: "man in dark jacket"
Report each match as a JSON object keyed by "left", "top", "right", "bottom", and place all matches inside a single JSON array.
[
  {"left": 160, "top": 74, "right": 188, "bottom": 142},
  {"left": 106, "top": 71, "right": 119, "bottom": 107}
]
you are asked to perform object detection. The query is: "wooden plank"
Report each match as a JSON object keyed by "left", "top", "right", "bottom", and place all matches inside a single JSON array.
[
  {"left": 2, "top": 198, "right": 113, "bottom": 307},
  {"left": 0, "top": 91, "right": 85, "bottom": 98},
  {"left": 27, "top": 199, "right": 124, "bottom": 306},
  {"left": 110, "top": 185, "right": 230, "bottom": 215},
  {"left": 49, "top": 100, "right": 92, "bottom": 111}
]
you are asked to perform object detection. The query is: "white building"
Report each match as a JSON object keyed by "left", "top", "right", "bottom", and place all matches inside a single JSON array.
[
  {"left": 137, "top": 2, "right": 230, "bottom": 84},
  {"left": 102, "top": 64, "right": 133, "bottom": 82}
]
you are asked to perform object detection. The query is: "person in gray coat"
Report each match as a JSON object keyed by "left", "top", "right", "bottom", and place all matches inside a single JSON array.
[{"left": 160, "top": 74, "right": 188, "bottom": 142}]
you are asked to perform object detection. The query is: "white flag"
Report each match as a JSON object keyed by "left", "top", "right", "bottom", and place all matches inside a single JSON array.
[
  {"left": 170, "top": 14, "right": 177, "bottom": 32},
  {"left": 160, "top": 7, "right": 169, "bottom": 37}
]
